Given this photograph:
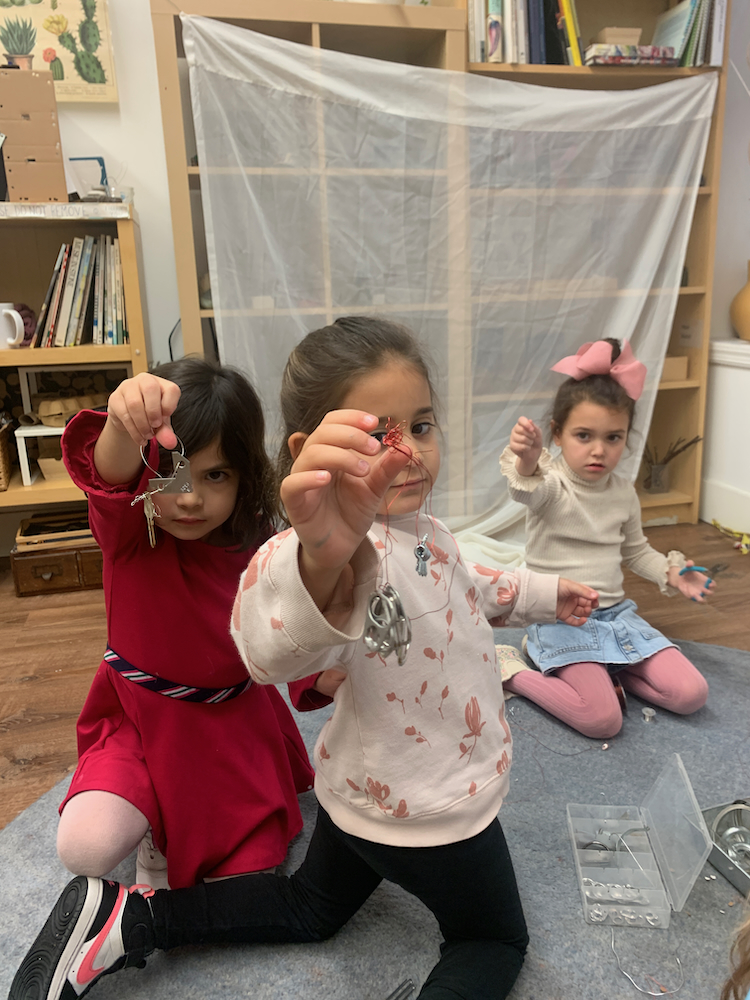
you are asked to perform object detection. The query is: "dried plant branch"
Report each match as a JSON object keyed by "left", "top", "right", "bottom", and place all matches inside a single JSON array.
[{"left": 642, "top": 436, "right": 702, "bottom": 489}]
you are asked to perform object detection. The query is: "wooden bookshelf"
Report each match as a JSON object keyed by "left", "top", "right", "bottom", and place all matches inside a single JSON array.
[
  {"left": 466, "top": 0, "right": 731, "bottom": 523},
  {"left": 150, "top": 0, "right": 730, "bottom": 524},
  {"left": 0, "top": 204, "right": 149, "bottom": 509}
]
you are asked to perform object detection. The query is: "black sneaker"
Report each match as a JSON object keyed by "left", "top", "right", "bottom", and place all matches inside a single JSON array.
[{"left": 8, "top": 876, "right": 155, "bottom": 1000}]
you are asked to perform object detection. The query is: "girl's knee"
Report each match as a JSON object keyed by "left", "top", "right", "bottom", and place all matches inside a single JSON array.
[
  {"left": 577, "top": 706, "right": 622, "bottom": 740},
  {"left": 670, "top": 671, "right": 709, "bottom": 715},
  {"left": 56, "top": 831, "right": 113, "bottom": 877}
]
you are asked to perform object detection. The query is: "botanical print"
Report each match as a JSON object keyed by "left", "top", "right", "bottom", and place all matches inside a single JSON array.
[
  {"left": 343, "top": 776, "right": 410, "bottom": 819},
  {"left": 0, "top": 0, "right": 117, "bottom": 103},
  {"left": 459, "top": 696, "right": 485, "bottom": 763}
]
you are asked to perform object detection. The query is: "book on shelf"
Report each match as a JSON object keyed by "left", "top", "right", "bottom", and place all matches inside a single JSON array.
[
  {"left": 92, "top": 235, "right": 103, "bottom": 345},
  {"left": 708, "top": 0, "right": 727, "bottom": 67},
  {"left": 43, "top": 244, "right": 71, "bottom": 348},
  {"left": 54, "top": 236, "right": 85, "bottom": 347},
  {"left": 541, "top": 0, "right": 567, "bottom": 64},
  {"left": 30, "top": 243, "right": 66, "bottom": 349},
  {"left": 515, "top": 0, "right": 529, "bottom": 64},
  {"left": 30, "top": 232, "right": 128, "bottom": 348},
  {"left": 74, "top": 241, "right": 98, "bottom": 345},
  {"left": 527, "top": 0, "right": 546, "bottom": 64},
  {"left": 64, "top": 235, "right": 95, "bottom": 346},
  {"left": 652, "top": 0, "right": 700, "bottom": 61},
  {"left": 502, "top": 0, "right": 516, "bottom": 63},
  {"left": 558, "top": 0, "right": 582, "bottom": 65},
  {"left": 105, "top": 236, "right": 115, "bottom": 346},
  {"left": 682, "top": 0, "right": 711, "bottom": 67},
  {"left": 584, "top": 45, "right": 678, "bottom": 66},
  {"left": 486, "top": 0, "right": 503, "bottom": 62},
  {"left": 471, "top": 0, "right": 722, "bottom": 69}
]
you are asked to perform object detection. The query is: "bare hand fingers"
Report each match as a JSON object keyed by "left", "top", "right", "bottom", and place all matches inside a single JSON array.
[{"left": 295, "top": 413, "right": 381, "bottom": 469}]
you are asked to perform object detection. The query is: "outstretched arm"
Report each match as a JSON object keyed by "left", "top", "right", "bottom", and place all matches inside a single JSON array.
[{"left": 280, "top": 409, "right": 411, "bottom": 611}]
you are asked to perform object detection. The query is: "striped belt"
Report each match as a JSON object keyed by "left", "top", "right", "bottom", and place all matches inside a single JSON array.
[{"left": 104, "top": 648, "right": 253, "bottom": 704}]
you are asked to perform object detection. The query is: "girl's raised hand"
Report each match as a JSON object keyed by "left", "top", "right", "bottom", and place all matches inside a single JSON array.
[
  {"left": 509, "top": 416, "right": 543, "bottom": 475},
  {"left": 556, "top": 578, "right": 599, "bottom": 626},
  {"left": 106, "top": 372, "right": 181, "bottom": 450},
  {"left": 281, "top": 409, "right": 411, "bottom": 581},
  {"left": 667, "top": 561, "right": 716, "bottom": 603}
]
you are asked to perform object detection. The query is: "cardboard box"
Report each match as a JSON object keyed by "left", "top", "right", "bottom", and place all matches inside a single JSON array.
[
  {"left": 661, "top": 356, "right": 689, "bottom": 381},
  {"left": 37, "top": 457, "right": 71, "bottom": 481},
  {"left": 595, "top": 27, "right": 643, "bottom": 45},
  {"left": 0, "top": 69, "right": 59, "bottom": 115},
  {"left": 3, "top": 142, "right": 63, "bottom": 165},
  {"left": 0, "top": 114, "right": 60, "bottom": 147},
  {"left": 0, "top": 70, "right": 68, "bottom": 203}
]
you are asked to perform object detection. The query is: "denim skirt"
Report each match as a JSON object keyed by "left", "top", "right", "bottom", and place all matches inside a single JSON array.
[{"left": 525, "top": 599, "right": 675, "bottom": 675}]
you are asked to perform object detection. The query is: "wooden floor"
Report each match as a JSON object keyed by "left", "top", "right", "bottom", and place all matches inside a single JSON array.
[{"left": 0, "top": 521, "right": 748, "bottom": 833}]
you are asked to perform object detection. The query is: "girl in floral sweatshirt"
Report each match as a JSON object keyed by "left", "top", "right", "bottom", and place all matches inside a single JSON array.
[{"left": 10, "top": 317, "right": 598, "bottom": 1000}]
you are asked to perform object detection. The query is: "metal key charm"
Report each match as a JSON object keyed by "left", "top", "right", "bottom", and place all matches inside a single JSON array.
[
  {"left": 149, "top": 450, "right": 193, "bottom": 495},
  {"left": 132, "top": 486, "right": 164, "bottom": 549},
  {"left": 414, "top": 534, "right": 430, "bottom": 576},
  {"left": 143, "top": 491, "right": 159, "bottom": 548}
]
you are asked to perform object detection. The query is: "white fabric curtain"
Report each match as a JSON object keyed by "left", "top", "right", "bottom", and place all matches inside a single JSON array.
[{"left": 183, "top": 15, "right": 716, "bottom": 546}]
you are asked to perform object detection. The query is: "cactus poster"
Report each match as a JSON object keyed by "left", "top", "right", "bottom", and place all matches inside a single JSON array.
[{"left": 0, "top": 0, "right": 117, "bottom": 103}]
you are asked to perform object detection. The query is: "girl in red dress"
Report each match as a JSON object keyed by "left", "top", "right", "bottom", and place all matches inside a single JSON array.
[{"left": 57, "top": 359, "right": 339, "bottom": 890}]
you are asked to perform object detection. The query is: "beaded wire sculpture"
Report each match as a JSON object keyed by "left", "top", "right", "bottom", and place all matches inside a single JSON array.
[{"left": 363, "top": 418, "right": 439, "bottom": 666}]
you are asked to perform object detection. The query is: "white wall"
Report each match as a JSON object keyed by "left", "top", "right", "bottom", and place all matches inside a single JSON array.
[
  {"left": 57, "top": 0, "right": 180, "bottom": 367},
  {"left": 701, "top": 2, "right": 750, "bottom": 527},
  {"left": 710, "top": 2, "right": 750, "bottom": 341}
]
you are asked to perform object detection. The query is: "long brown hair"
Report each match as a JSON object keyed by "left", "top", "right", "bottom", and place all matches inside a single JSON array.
[
  {"left": 277, "top": 315, "right": 437, "bottom": 485},
  {"left": 152, "top": 358, "right": 277, "bottom": 549},
  {"left": 722, "top": 910, "right": 750, "bottom": 1000},
  {"left": 549, "top": 338, "right": 636, "bottom": 442}
]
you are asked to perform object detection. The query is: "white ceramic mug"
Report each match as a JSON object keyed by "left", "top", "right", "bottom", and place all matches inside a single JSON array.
[{"left": 0, "top": 303, "right": 25, "bottom": 347}]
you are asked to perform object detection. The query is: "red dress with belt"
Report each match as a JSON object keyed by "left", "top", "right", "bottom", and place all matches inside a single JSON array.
[{"left": 60, "top": 410, "right": 328, "bottom": 888}]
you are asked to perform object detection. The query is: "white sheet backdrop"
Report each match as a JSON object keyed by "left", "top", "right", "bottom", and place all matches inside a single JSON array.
[{"left": 182, "top": 15, "right": 716, "bottom": 549}]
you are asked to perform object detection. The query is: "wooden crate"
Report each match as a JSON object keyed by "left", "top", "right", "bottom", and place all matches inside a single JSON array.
[
  {"left": 15, "top": 510, "right": 93, "bottom": 551},
  {"left": 11, "top": 542, "right": 102, "bottom": 597}
]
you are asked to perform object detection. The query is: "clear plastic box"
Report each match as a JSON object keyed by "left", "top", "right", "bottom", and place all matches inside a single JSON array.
[{"left": 567, "top": 753, "right": 711, "bottom": 929}]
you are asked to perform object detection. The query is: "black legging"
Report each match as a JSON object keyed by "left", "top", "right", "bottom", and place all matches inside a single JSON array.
[{"left": 152, "top": 806, "right": 528, "bottom": 1000}]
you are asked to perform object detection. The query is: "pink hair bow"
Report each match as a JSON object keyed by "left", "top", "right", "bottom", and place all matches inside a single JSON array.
[{"left": 550, "top": 340, "right": 647, "bottom": 400}]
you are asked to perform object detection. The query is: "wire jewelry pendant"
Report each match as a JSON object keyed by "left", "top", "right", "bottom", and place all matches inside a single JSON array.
[
  {"left": 414, "top": 534, "right": 430, "bottom": 576},
  {"left": 364, "top": 583, "right": 412, "bottom": 665},
  {"left": 140, "top": 435, "right": 193, "bottom": 495},
  {"left": 131, "top": 434, "right": 193, "bottom": 548}
]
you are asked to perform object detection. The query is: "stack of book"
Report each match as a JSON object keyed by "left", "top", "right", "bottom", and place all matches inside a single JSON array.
[
  {"left": 29, "top": 234, "right": 128, "bottom": 349},
  {"left": 584, "top": 45, "right": 677, "bottom": 67},
  {"left": 474, "top": 0, "right": 726, "bottom": 69}
]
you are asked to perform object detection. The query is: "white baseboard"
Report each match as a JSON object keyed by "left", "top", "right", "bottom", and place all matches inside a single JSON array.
[{"left": 700, "top": 478, "right": 750, "bottom": 529}]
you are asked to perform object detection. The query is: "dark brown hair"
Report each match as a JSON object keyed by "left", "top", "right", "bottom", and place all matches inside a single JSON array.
[
  {"left": 549, "top": 338, "right": 636, "bottom": 442},
  {"left": 152, "top": 357, "right": 277, "bottom": 549},
  {"left": 277, "top": 315, "right": 437, "bottom": 483}
]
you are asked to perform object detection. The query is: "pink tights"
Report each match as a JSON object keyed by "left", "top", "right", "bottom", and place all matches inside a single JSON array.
[{"left": 503, "top": 646, "right": 708, "bottom": 740}]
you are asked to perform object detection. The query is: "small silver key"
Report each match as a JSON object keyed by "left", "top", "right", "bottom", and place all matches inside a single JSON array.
[{"left": 414, "top": 534, "right": 430, "bottom": 576}]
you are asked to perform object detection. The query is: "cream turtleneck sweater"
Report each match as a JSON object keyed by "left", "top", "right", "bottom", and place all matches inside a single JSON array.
[{"left": 500, "top": 447, "right": 685, "bottom": 607}]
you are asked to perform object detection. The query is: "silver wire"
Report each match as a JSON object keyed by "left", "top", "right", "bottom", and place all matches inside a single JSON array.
[{"left": 610, "top": 927, "right": 684, "bottom": 996}]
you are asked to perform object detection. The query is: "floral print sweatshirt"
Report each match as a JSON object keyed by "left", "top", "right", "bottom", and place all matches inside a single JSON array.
[{"left": 231, "top": 511, "right": 558, "bottom": 847}]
